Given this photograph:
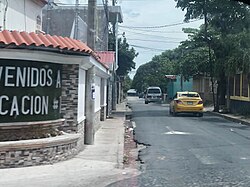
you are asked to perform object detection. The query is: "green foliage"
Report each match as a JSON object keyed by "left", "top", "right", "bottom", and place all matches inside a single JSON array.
[
  {"left": 226, "top": 31, "right": 250, "bottom": 74},
  {"left": 132, "top": 0, "right": 250, "bottom": 102},
  {"left": 108, "top": 33, "right": 138, "bottom": 77},
  {"left": 132, "top": 54, "right": 176, "bottom": 93},
  {"left": 174, "top": 0, "right": 250, "bottom": 78},
  {"left": 116, "top": 37, "right": 138, "bottom": 76},
  {"left": 123, "top": 75, "right": 133, "bottom": 93},
  {"left": 174, "top": 0, "right": 250, "bottom": 109}
]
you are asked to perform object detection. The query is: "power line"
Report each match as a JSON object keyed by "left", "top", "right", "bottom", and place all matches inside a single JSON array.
[
  {"left": 119, "top": 29, "right": 185, "bottom": 40},
  {"left": 127, "top": 38, "right": 180, "bottom": 43},
  {"left": 123, "top": 28, "right": 185, "bottom": 34},
  {"left": 130, "top": 44, "right": 166, "bottom": 51},
  {"left": 54, "top": 3, "right": 88, "bottom": 5},
  {"left": 119, "top": 19, "right": 201, "bottom": 29}
]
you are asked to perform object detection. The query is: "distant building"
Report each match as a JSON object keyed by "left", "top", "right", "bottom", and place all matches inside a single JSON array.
[
  {"left": 42, "top": 5, "right": 109, "bottom": 51},
  {"left": 165, "top": 75, "right": 193, "bottom": 99},
  {"left": 0, "top": 0, "right": 47, "bottom": 32}
]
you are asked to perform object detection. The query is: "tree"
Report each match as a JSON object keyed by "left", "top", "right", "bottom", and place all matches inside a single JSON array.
[
  {"left": 108, "top": 32, "right": 138, "bottom": 100},
  {"left": 174, "top": 0, "right": 250, "bottom": 111},
  {"left": 116, "top": 37, "right": 138, "bottom": 76},
  {"left": 108, "top": 33, "right": 138, "bottom": 77},
  {"left": 123, "top": 75, "right": 133, "bottom": 93},
  {"left": 132, "top": 54, "right": 176, "bottom": 93}
]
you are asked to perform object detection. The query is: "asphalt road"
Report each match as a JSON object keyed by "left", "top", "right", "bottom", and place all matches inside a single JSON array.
[{"left": 107, "top": 97, "right": 250, "bottom": 187}]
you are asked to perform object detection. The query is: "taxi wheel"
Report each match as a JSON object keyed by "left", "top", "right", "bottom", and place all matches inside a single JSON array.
[{"left": 199, "top": 113, "right": 203, "bottom": 117}]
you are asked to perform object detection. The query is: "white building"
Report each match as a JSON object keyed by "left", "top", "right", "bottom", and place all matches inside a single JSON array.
[{"left": 0, "top": 0, "right": 47, "bottom": 32}]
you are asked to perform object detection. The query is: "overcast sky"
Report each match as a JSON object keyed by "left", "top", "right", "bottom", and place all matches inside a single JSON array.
[{"left": 58, "top": 0, "right": 203, "bottom": 77}]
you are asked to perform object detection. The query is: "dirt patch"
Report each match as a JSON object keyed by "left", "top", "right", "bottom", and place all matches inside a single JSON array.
[{"left": 123, "top": 120, "right": 139, "bottom": 168}]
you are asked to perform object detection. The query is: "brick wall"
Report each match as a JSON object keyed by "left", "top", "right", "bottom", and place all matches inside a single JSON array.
[
  {"left": 100, "top": 106, "right": 107, "bottom": 121},
  {"left": 61, "top": 64, "right": 79, "bottom": 133},
  {"left": 94, "top": 110, "right": 101, "bottom": 132},
  {"left": 76, "top": 120, "right": 85, "bottom": 152},
  {"left": 0, "top": 134, "right": 79, "bottom": 168}
]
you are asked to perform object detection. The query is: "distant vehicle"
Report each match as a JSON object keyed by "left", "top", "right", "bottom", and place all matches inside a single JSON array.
[
  {"left": 144, "top": 87, "right": 162, "bottom": 104},
  {"left": 127, "top": 89, "right": 137, "bottom": 97},
  {"left": 169, "top": 91, "right": 203, "bottom": 117}
]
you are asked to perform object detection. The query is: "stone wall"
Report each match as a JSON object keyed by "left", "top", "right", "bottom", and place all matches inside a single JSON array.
[
  {"left": 0, "top": 134, "right": 80, "bottom": 168},
  {"left": 107, "top": 79, "right": 113, "bottom": 117},
  {"left": 61, "top": 64, "right": 79, "bottom": 133},
  {"left": 0, "top": 119, "right": 64, "bottom": 141},
  {"left": 100, "top": 106, "right": 107, "bottom": 121},
  {"left": 76, "top": 120, "right": 85, "bottom": 152},
  {"left": 94, "top": 110, "right": 101, "bottom": 132}
]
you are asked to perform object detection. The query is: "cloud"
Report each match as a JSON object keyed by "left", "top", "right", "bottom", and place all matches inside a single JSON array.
[{"left": 123, "top": 9, "right": 140, "bottom": 18}]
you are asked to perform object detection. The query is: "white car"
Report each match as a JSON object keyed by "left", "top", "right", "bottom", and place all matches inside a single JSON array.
[{"left": 145, "top": 87, "right": 163, "bottom": 104}]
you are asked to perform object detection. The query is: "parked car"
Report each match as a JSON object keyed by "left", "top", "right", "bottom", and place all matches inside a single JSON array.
[
  {"left": 127, "top": 89, "right": 137, "bottom": 97},
  {"left": 144, "top": 87, "right": 162, "bottom": 104},
  {"left": 169, "top": 91, "right": 203, "bottom": 117}
]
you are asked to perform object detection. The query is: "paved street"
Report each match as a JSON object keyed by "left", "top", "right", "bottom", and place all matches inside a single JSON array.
[{"left": 108, "top": 97, "right": 250, "bottom": 187}]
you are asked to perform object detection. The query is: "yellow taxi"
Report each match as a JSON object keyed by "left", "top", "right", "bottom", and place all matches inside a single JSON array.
[{"left": 169, "top": 91, "right": 204, "bottom": 117}]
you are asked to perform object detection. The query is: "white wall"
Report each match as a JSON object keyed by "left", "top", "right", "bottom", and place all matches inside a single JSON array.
[
  {"left": 77, "top": 68, "right": 86, "bottom": 123},
  {"left": 95, "top": 76, "right": 101, "bottom": 112},
  {"left": 0, "top": 0, "right": 44, "bottom": 32},
  {"left": 101, "top": 78, "right": 107, "bottom": 107}
]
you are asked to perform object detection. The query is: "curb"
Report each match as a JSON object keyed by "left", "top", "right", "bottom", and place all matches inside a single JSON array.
[
  {"left": 207, "top": 111, "right": 250, "bottom": 126},
  {"left": 125, "top": 103, "right": 133, "bottom": 120}
]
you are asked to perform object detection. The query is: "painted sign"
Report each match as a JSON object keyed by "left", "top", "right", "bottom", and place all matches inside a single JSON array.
[{"left": 0, "top": 59, "right": 62, "bottom": 123}]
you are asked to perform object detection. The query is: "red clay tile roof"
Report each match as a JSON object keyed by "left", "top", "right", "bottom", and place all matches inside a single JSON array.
[
  {"left": 0, "top": 30, "right": 108, "bottom": 69},
  {"left": 96, "top": 51, "right": 115, "bottom": 67},
  {"left": 38, "top": 0, "right": 47, "bottom": 5},
  {"left": 0, "top": 30, "right": 92, "bottom": 53}
]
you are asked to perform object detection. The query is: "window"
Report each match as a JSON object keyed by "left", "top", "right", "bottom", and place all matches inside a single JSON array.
[
  {"left": 148, "top": 89, "right": 161, "bottom": 94},
  {"left": 179, "top": 93, "right": 199, "bottom": 97}
]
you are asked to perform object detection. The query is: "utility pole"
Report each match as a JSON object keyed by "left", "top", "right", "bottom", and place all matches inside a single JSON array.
[
  {"left": 87, "top": 0, "right": 96, "bottom": 49},
  {"left": 85, "top": 66, "right": 95, "bottom": 145},
  {"left": 74, "top": 0, "right": 79, "bottom": 39},
  {"left": 111, "top": 0, "right": 118, "bottom": 109},
  {"left": 85, "top": 0, "right": 96, "bottom": 145}
]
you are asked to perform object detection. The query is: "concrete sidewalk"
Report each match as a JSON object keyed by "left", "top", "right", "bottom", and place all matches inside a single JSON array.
[
  {"left": 0, "top": 102, "right": 139, "bottom": 187},
  {"left": 162, "top": 103, "right": 250, "bottom": 126},
  {"left": 205, "top": 106, "right": 250, "bottom": 126}
]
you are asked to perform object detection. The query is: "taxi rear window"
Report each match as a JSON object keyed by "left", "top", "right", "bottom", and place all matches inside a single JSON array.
[{"left": 179, "top": 93, "right": 199, "bottom": 97}]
